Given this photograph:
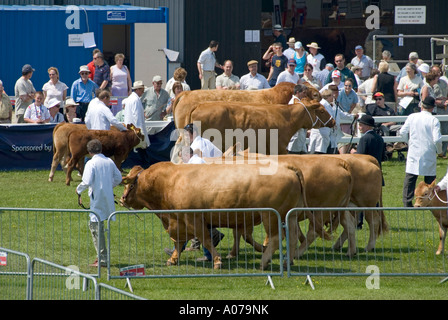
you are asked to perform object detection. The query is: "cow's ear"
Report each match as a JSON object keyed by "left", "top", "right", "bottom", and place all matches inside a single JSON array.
[{"left": 430, "top": 180, "right": 437, "bottom": 187}]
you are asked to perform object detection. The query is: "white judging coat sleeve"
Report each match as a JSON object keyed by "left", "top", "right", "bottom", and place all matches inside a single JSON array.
[{"left": 76, "top": 154, "right": 122, "bottom": 222}]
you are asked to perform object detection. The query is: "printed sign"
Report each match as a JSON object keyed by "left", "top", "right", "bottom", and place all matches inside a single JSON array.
[
  {"left": 0, "top": 252, "right": 7, "bottom": 266},
  {"left": 68, "top": 34, "right": 84, "bottom": 47},
  {"left": 107, "top": 11, "right": 126, "bottom": 21},
  {"left": 395, "top": 6, "right": 426, "bottom": 24},
  {"left": 119, "top": 264, "right": 145, "bottom": 277}
]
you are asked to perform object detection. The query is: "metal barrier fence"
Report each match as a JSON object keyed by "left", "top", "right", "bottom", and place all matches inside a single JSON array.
[
  {"left": 0, "top": 247, "right": 31, "bottom": 300},
  {"left": 29, "top": 258, "right": 146, "bottom": 300},
  {"left": 285, "top": 207, "right": 448, "bottom": 278},
  {"left": 0, "top": 208, "right": 102, "bottom": 277},
  {"left": 106, "top": 208, "right": 283, "bottom": 280}
]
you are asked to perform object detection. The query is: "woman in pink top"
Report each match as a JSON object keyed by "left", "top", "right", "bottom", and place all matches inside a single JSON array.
[{"left": 110, "top": 53, "right": 132, "bottom": 115}]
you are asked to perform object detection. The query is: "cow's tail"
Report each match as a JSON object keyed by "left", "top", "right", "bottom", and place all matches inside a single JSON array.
[{"left": 287, "top": 165, "right": 333, "bottom": 242}]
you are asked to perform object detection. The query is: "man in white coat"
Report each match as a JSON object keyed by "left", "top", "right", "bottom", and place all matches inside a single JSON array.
[
  {"left": 400, "top": 96, "right": 442, "bottom": 207},
  {"left": 85, "top": 90, "right": 127, "bottom": 131},
  {"left": 76, "top": 139, "right": 122, "bottom": 267},
  {"left": 123, "top": 81, "right": 151, "bottom": 166},
  {"left": 287, "top": 84, "right": 308, "bottom": 154}
]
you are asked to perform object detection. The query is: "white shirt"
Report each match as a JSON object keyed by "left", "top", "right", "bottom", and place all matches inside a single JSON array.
[
  {"left": 197, "top": 48, "right": 216, "bottom": 71},
  {"left": 24, "top": 103, "right": 50, "bottom": 122},
  {"left": 239, "top": 73, "right": 270, "bottom": 90},
  {"left": 399, "top": 110, "right": 442, "bottom": 176},
  {"left": 283, "top": 48, "right": 295, "bottom": 60},
  {"left": 76, "top": 153, "right": 122, "bottom": 222},
  {"left": 276, "top": 70, "right": 300, "bottom": 85},
  {"left": 85, "top": 98, "right": 127, "bottom": 131},
  {"left": 188, "top": 154, "right": 206, "bottom": 164},
  {"left": 307, "top": 53, "right": 325, "bottom": 76},
  {"left": 42, "top": 80, "right": 68, "bottom": 108},
  {"left": 123, "top": 92, "right": 150, "bottom": 148},
  {"left": 287, "top": 96, "right": 307, "bottom": 153},
  {"left": 351, "top": 55, "right": 374, "bottom": 78},
  {"left": 191, "top": 136, "right": 222, "bottom": 158}
]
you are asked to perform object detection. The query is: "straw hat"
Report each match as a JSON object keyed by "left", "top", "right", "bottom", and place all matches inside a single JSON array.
[{"left": 307, "top": 42, "right": 321, "bottom": 49}]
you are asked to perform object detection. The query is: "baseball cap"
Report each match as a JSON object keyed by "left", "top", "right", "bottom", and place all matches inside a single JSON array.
[
  {"left": 332, "top": 70, "right": 341, "bottom": 78},
  {"left": 409, "top": 52, "right": 419, "bottom": 59},
  {"left": 152, "top": 75, "right": 163, "bottom": 82},
  {"left": 294, "top": 42, "right": 303, "bottom": 49},
  {"left": 287, "top": 59, "right": 297, "bottom": 66},
  {"left": 373, "top": 92, "right": 384, "bottom": 98},
  {"left": 355, "top": 45, "right": 363, "bottom": 50},
  {"left": 22, "top": 64, "right": 35, "bottom": 73}
]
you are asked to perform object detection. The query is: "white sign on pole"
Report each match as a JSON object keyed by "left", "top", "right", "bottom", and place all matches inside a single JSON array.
[
  {"left": 395, "top": 6, "right": 426, "bottom": 24},
  {"left": 68, "top": 34, "right": 84, "bottom": 47}
]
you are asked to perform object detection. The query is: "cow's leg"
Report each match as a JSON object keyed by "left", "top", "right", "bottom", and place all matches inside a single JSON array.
[
  {"left": 436, "top": 222, "right": 447, "bottom": 255},
  {"left": 260, "top": 214, "right": 280, "bottom": 270},
  {"left": 364, "top": 210, "right": 380, "bottom": 251},
  {"left": 49, "top": 151, "right": 62, "bottom": 182},
  {"left": 198, "top": 228, "right": 222, "bottom": 269},
  {"left": 166, "top": 240, "right": 187, "bottom": 266},
  {"left": 297, "top": 212, "right": 306, "bottom": 243},
  {"left": 340, "top": 211, "right": 357, "bottom": 257},
  {"left": 227, "top": 229, "right": 241, "bottom": 258},
  {"left": 65, "top": 157, "right": 78, "bottom": 186},
  {"left": 286, "top": 212, "right": 299, "bottom": 267},
  {"left": 295, "top": 211, "right": 327, "bottom": 259},
  {"left": 243, "top": 233, "right": 264, "bottom": 253}
]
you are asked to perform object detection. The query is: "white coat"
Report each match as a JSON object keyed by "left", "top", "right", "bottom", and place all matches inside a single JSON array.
[
  {"left": 399, "top": 110, "right": 442, "bottom": 176},
  {"left": 85, "top": 99, "right": 127, "bottom": 131},
  {"left": 287, "top": 95, "right": 307, "bottom": 153},
  {"left": 191, "top": 136, "right": 222, "bottom": 158},
  {"left": 308, "top": 98, "right": 333, "bottom": 153},
  {"left": 76, "top": 154, "right": 122, "bottom": 222},
  {"left": 123, "top": 91, "right": 150, "bottom": 148}
]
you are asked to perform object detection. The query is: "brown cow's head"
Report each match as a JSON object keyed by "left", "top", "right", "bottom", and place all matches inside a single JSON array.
[
  {"left": 414, "top": 180, "right": 437, "bottom": 207},
  {"left": 120, "top": 165, "right": 146, "bottom": 210},
  {"left": 303, "top": 82, "right": 322, "bottom": 101},
  {"left": 298, "top": 98, "right": 335, "bottom": 129}
]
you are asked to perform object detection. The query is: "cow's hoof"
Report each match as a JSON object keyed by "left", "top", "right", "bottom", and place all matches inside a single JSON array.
[
  {"left": 48, "top": 177, "right": 53, "bottom": 182},
  {"left": 166, "top": 259, "right": 178, "bottom": 266},
  {"left": 213, "top": 262, "right": 222, "bottom": 270},
  {"left": 436, "top": 251, "right": 442, "bottom": 255}
]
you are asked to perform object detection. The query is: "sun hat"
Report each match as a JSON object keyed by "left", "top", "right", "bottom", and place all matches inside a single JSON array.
[
  {"left": 247, "top": 60, "right": 258, "bottom": 66},
  {"left": 307, "top": 42, "right": 321, "bottom": 49},
  {"left": 78, "top": 65, "right": 90, "bottom": 74},
  {"left": 65, "top": 98, "right": 79, "bottom": 106},
  {"left": 273, "top": 24, "right": 283, "bottom": 31},
  {"left": 152, "top": 75, "right": 163, "bottom": 82},
  {"left": 132, "top": 80, "right": 145, "bottom": 90},
  {"left": 287, "top": 37, "right": 296, "bottom": 44},
  {"left": 46, "top": 98, "right": 61, "bottom": 109}
]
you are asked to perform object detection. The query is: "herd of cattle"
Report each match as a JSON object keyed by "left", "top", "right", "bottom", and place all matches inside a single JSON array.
[{"left": 47, "top": 82, "right": 446, "bottom": 270}]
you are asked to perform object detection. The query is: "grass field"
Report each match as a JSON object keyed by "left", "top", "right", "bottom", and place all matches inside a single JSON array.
[{"left": 2, "top": 154, "right": 448, "bottom": 300}]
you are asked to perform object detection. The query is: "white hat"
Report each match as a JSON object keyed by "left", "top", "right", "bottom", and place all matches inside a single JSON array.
[
  {"left": 46, "top": 98, "right": 61, "bottom": 109},
  {"left": 65, "top": 98, "right": 79, "bottom": 106},
  {"left": 273, "top": 24, "right": 283, "bottom": 31},
  {"left": 152, "top": 75, "right": 163, "bottom": 82},
  {"left": 132, "top": 80, "right": 145, "bottom": 89},
  {"left": 331, "top": 70, "right": 341, "bottom": 78},
  {"left": 287, "top": 37, "right": 296, "bottom": 44},
  {"left": 78, "top": 65, "right": 90, "bottom": 74},
  {"left": 418, "top": 63, "right": 429, "bottom": 73},
  {"left": 294, "top": 41, "right": 303, "bottom": 49}
]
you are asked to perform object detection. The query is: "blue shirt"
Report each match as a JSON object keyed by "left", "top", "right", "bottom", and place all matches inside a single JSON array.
[
  {"left": 70, "top": 78, "right": 99, "bottom": 103},
  {"left": 337, "top": 89, "right": 358, "bottom": 113}
]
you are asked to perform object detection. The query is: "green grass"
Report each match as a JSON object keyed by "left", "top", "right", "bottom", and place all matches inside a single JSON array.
[{"left": 2, "top": 155, "right": 448, "bottom": 300}]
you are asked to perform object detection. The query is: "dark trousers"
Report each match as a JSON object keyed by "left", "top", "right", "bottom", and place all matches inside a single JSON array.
[
  {"left": 402, "top": 173, "right": 436, "bottom": 207},
  {"left": 76, "top": 102, "right": 90, "bottom": 122}
]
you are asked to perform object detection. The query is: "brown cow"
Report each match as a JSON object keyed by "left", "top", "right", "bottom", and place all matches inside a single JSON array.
[
  {"left": 230, "top": 151, "right": 357, "bottom": 258},
  {"left": 171, "top": 98, "right": 335, "bottom": 163},
  {"left": 48, "top": 122, "right": 87, "bottom": 182},
  {"left": 120, "top": 161, "right": 308, "bottom": 270},
  {"left": 326, "top": 154, "right": 388, "bottom": 252},
  {"left": 414, "top": 180, "right": 448, "bottom": 255},
  {"left": 65, "top": 124, "right": 144, "bottom": 186},
  {"left": 172, "top": 82, "right": 320, "bottom": 129}
]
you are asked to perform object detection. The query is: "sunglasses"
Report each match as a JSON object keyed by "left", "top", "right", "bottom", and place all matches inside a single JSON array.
[
  {"left": 375, "top": 97, "right": 384, "bottom": 101},
  {"left": 80, "top": 72, "right": 89, "bottom": 75}
]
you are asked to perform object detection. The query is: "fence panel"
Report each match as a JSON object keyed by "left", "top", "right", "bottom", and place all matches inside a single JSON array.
[
  {"left": 286, "top": 207, "right": 448, "bottom": 278},
  {"left": 0, "top": 208, "right": 102, "bottom": 277},
  {"left": 107, "top": 208, "right": 283, "bottom": 280},
  {"left": 30, "top": 258, "right": 98, "bottom": 300},
  {"left": 0, "top": 247, "right": 30, "bottom": 300}
]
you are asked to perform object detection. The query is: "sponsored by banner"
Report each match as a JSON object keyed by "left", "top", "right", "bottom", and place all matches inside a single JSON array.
[{"left": 0, "top": 121, "right": 176, "bottom": 171}]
